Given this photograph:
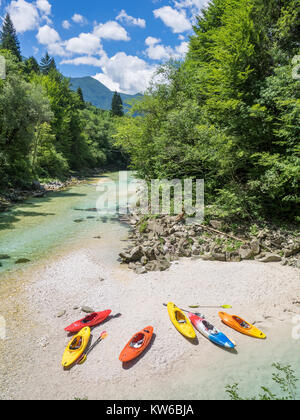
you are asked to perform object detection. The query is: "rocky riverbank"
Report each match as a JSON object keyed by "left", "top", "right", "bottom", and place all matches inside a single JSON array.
[
  {"left": 0, "top": 177, "right": 82, "bottom": 212},
  {"left": 119, "top": 214, "right": 300, "bottom": 274}
]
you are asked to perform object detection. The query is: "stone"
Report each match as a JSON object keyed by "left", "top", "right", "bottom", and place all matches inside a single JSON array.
[
  {"left": 201, "top": 254, "right": 215, "bottom": 261},
  {"left": 15, "top": 258, "right": 31, "bottom": 264},
  {"left": 57, "top": 310, "right": 66, "bottom": 318},
  {"left": 141, "top": 256, "right": 148, "bottom": 266},
  {"left": 250, "top": 239, "right": 260, "bottom": 256},
  {"left": 210, "top": 220, "right": 223, "bottom": 230},
  {"left": 283, "top": 245, "right": 300, "bottom": 258},
  {"left": 239, "top": 246, "right": 254, "bottom": 260},
  {"left": 226, "top": 252, "right": 241, "bottom": 262},
  {"left": 212, "top": 253, "right": 226, "bottom": 262},
  {"left": 129, "top": 246, "right": 144, "bottom": 262},
  {"left": 134, "top": 266, "right": 147, "bottom": 275},
  {"left": 81, "top": 306, "right": 94, "bottom": 313},
  {"left": 257, "top": 253, "right": 282, "bottom": 263}
]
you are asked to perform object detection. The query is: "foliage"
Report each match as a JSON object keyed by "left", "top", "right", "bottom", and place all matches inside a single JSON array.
[
  {"left": 226, "top": 363, "right": 298, "bottom": 400},
  {"left": 111, "top": 91, "right": 124, "bottom": 117},
  {"left": 0, "top": 14, "right": 21, "bottom": 61},
  {"left": 0, "top": 16, "right": 126, "bottom": 191},
  {"left": 114, "top": 0, "right": 300, "bottom": 223}
]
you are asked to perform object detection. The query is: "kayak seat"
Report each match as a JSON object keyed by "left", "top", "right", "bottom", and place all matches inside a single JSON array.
[
  {"left": 69, "top": 337, "right": 82, "bottom": 351},
  {"left": 82, "top": 313, "right": 97, "bottom": 324},
  {"left": 130, "top": 333, "right": 145, "bottom": 349}
]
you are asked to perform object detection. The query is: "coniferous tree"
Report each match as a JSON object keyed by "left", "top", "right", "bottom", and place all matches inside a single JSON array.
[
  {"left": 24, "top": 56, "right": 40, "bottom": 75},
  {"left": 0, "top": 13, "right": 22, "bottom": 61},
  {"left": 111, "top": 92, "right": 124, "bottom": 117},
  {"left": 40, "top": 52, "right": 56, "bottom": 75},
  {"left": 77, "top": 87, "right": 85, "bottom": 104}
]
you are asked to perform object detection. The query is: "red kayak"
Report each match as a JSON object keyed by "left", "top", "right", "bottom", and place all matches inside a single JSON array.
[{"left": 64, "top": 310, "right": 112, "bottom": 333}]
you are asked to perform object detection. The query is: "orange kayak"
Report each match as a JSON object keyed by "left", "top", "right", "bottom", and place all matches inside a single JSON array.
[
  {"left": 219, "top": 312, "right": 266, "bottom": 339},
  {"left": 119, "top": 326, "right": 154, "bottom": 363}
]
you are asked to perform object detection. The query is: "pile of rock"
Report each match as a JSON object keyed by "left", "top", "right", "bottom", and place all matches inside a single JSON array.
[
  {"left": 119, "top": 214, "right": 300, "bottom": 274},
  {"left": 42, "top": 178, "right": 80, "bottom": 192}
]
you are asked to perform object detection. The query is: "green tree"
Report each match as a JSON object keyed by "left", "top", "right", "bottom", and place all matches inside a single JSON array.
[
  {"left": 40, "top": 52, "right": 56, "bottom": 75},
  {"left": 24, "top": 56, "right": 40, "bottom": 75},
  {"left": 111, "top": 92, "right": 124, "bottom": 117},
  {"left": 0, "top": 14, "right": 21, "bottom": 61}
]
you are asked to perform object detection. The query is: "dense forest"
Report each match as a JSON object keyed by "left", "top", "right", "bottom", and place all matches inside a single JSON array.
[
  {"left": 115, "top": 0, "right": 300, "bottom": 224},
  {"left": 0, "top": 14, "right": 125, "bottom": 191}
]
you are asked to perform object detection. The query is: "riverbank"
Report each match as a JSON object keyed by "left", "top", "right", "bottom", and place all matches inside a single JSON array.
[
  {"left": 0, "top": 166, "right": 121, "bottom": 212},
  {"left": 1, "top": 238, "right": 299, "bottom": 400},
  {"left": 119, "top": 214, "right": 300, "bottom": 272},
  {"left": 0, "top": 172, "right": 299, "bottom": 400}
]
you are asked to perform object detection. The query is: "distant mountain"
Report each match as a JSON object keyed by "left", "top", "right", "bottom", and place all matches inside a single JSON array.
[{"left": 69, "top": 76, "right": 141, "bottom": 111}]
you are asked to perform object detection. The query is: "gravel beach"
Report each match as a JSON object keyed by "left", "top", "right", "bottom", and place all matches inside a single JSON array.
[{"left": 0, "top": 234, "right": 299, "bottom": 400}]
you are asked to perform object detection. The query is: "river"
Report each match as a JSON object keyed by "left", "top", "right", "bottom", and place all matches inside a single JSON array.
[{"left": 0, "top": 172, "right": 135, "bottom": 275}]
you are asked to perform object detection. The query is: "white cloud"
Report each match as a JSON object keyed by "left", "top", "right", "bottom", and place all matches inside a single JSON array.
[
  {"left": 47, "top": 42, "right": 67, "bottom": 57},
  {"left": 71, "top": 13, "right": 87, "bottom": 25},
  {"left": 93, "top": 21, "right": 130, "bottom": 41},
  {"left": 64, "top": 32, "right": 103, "bottom": 55},
  {"left": 62, "top": 20, "right": 71, "bottom": 29},
  {"left": 93, "top": 73, "right": 121, "bottom": 92},
  {"left": 153, "top": 6, "right": 192, "bottom": 33},
  {"left": 94, "top": 52, "right": 156, "bottom": 94},
  {"left": 36, "top": 0, "right": 51, "bottom": 15},
  {"left": 145, "top": 36, "right": 161, "bottom": 46},
  {"left": 116, "top": 10, "right": 146, "bottom": 28},
  {"left": 174, "top": 0, "right": 208, "bottom": 13},
  {"left": 8, "top": 0, "right": 40, "bottom": 33},
  {"left": 145, "top": 39, "right": 189, "bottom": 61},
  {"left": 61, "top": 56, "right": 102, "bottom": 67},
  {"left": 36, "top": 24, "right": 60, "bottom": 44}
]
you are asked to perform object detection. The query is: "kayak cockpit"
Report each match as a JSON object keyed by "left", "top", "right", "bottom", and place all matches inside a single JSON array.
[
  {"left": 175, "top": 311, "right": 187, "bottom": 324},
  {"left": 233, "top": 316, "right": 250, "bottom": 329},
  {"left": 82, "top": 313, "right": 98, "bottom": 324},
  {"left": 130, "top": 333, "right": 145, "bottom": 349}
]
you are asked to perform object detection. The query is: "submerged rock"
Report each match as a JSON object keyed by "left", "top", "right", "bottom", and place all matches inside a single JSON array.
[
  {"left": 0, "top": 254, "right": 10, "bottom": 260},
  {"left": 15, "top": 258, "right": 31, "bottom": 264}
]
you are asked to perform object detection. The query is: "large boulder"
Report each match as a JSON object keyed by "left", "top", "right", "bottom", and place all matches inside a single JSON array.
[{"left": 256, "top": 253, "right": 282, "bottom": 263}]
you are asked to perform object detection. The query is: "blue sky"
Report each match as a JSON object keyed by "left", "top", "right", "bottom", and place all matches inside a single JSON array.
[{"left": 0, "top": 0, "right": 208, "bottom": 93}]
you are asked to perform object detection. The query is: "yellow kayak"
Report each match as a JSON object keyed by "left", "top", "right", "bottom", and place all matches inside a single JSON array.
[
  {"left": 167, "top": 302, "right": 196, "bottom": 339},
  {"left": 62, "top": 327, "right": 91, "bottom": 368}
]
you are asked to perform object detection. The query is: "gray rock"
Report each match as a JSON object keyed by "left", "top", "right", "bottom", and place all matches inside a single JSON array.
[
  {"left": 226, "top": 252, "right": 241, "bottom": 262},
  {"left": 141, "top": 256, "right": 148, "bottom": 266},
  {"left": 15, "top": 258, "right": 31, "bottom": 264},
  {"left": 257, "top": 253, "right": 282, "bottom": 263},
  {"left": 134, "top": 266, "right": 147, "bottom": 275},
  {"left": 145, "top": 259, "right": 171, "bottom": 272},
  {"left": 81, "top": 306, "right": 94, "bottom": 313},
  {"left": 239, "top": 246, "right": 254, "bottom": 260},
  {"left": 57, "top": 310, "right": 66, "bottom": 318},
  {"left": 250, "top": 239, "right": 260, "bottom": 256},
  {"left": 212, "top": 253, "right": 226, "bottom": 262},
  {"left": 210, "top": 220, "right": 223, "bottom": 230},
  {"left": 201, "top": 254, "right": 215, "bottom": 261},
  {"left": 129, "top": 246, "right": 144, "bottom": 262},
  {"left": 283, "top": 245, "right": 300, "bottom": 258}
]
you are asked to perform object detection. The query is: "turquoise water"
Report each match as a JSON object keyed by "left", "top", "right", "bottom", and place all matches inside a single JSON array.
[{"left": 0, "top": 172, "right": 135, "bottom": 275}]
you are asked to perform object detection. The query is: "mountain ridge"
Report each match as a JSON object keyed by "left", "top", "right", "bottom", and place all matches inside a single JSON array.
[{"left": 69, "top": 76, "right": 141, "bottom": 111}]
